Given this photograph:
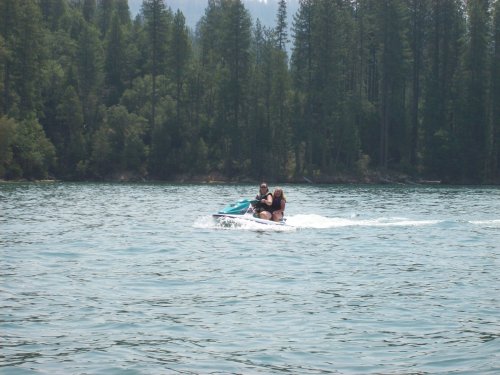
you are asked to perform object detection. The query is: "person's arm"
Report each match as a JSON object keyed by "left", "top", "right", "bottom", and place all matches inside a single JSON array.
[
  {"left": 273, "top": 200, "right": 285, "bottom": 215},
  {"left": 262, "top": 193, "right": 272, "bottom": 206},
  {"left": 280, "top": 200, "right": 286, "bottom": 213}
]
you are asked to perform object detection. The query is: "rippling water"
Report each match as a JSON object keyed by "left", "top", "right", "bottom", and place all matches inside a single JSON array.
[{"left": 1, "top": 183, "right": 499, "bottom": 374}]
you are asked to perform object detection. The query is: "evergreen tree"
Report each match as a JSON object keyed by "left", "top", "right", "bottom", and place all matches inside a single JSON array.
[
  {"left": 421, "top": 0, "right": 465, "bottom": 180},
  {"left": 0, "top": 115, "right": 17, "bottom": 177},
  {"left": 373, "top": 0, "right": 408, "bottom": 170},
  {"left": 334, "top": 1, "right": 361, "bottom": 172},
  {"left": 168, "top": 10, "right": 190, "bottom": 121},
  {"left": 115, "top": 0, "right": 131, "bottom": 25},
  {"left": 97, "top": 0, "right": 113, "bottom": 36},
  {"left": 162, "top": 9, "right": 192, "bottom": 175},
  {"left": 0, "top": 116, "right": 56, "bottom": 179},
  {"left": 275, "top": 0, "right": 288, "bottom": 51},
  {"left": 459, "top": 0, "right": 491, "bottom": 182},
  {"left": 492, "top": 0, "right": 500, "bottom": 181},
  {"left": 195, "top": 0, "right": 222, "bottom": 171},
  {"left": 104, "top": 11, "right": 128, "bottom": 105},
  {"left": 55, "top": 85, "right": 86, "bottom": 177},
  {"left": 0, "top": 0, "right": 20, "bottom": 115},
  {"left": 197, "top": 0, "right": 251, "bottom": 175},
  {"left": 0, "top": 1, "right": 46, "bottom": 118},
  {"left": 0, "top": 0, "right": 497, "bottom": 183},
  {"left": 312, "top": 0, "right": 343, "bottom": 172},
  {"left": 141, "top": 0, "right": 171, "bottom": 133},
  {"left": 350, "top": 0, "right": 380, "bottom": 172},
  {"left": 76, "top": 18, "right": 103, "bottom": 132},
  {"left": 40, "top": 59, "right": 68, "bottom": 154},
  {"left": 406, "top": 0, "right": 429, "bottom": 168},
  {"left": 219, "top": 0, "right": 252, "bottom": 174},
  {"left": 82, "top": 0, "right": 96, "bottom": 23},
  {"left": 292, "top": 0, "right": 361, "bottom": 176},
  {"left": 97, "top": 105, "right": 147, "bottom": 174},
  {"left": 248, "top": 19, "right": 270, "bottom": 177},
  {"left": 271, "top": 0, "right": 291, "bottom": 178},
  {"left": 268, "top": 44, "right": 291, "bottom": 178},
  {"left": 291, "top": 0, "right": 314, "bottom": 174},
  {"left": 40, "top": 0, "right": 67, "bottom": 31}
]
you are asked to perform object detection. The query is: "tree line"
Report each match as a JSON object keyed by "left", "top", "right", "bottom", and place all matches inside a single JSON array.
[{"left": 0, "top": 0, "right": 499, "bottom": 183}]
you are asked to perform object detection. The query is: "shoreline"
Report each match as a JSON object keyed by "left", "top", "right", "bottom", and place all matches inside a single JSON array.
[
  {"left": 2, "top": 168, "right": 499, "bottom": 186},
  {"left": 0, "top": 180, "right": 496, "bottom": 186}
]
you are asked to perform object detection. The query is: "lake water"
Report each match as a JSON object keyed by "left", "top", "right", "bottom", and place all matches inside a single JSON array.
[{"left": 1, "top": 182, "right": 499, "bottom": 374}]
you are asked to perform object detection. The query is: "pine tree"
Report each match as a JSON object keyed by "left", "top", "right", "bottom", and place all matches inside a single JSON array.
[
  {"left": 220, "top": 0, "right": 252, "bottom": 173},
  {"left": 459, "top": 0, "right": 491, "bottom": 182},
  {"left": 275, "top": 0, "right": 288, "bottom": 51},
  {"left": 168, "top": 10, "right": 190, "bottom": 121},
  {"left": 269, "top": 0, "right": 291, "bottom": 178},
  {"left": 115, "top": 0, "right": 131, "bottom": 25},
  {"left": 142, "top": 0, "right": 170, "bottom": 134},
  {"left": 82, "top": 0, "right": 96, "bottom": 23},
  {"left": 248, "top": 19, "right": 269, "bottom": 177},
  {"left": 0, "top": 0, "right": 496, "bottom": 183},
  {"left": 292, "top": 0, "right": 361, "bottom": 175},
  {"left": 373, "top": 0, "right": 408, "bottom": 170},
  {"left": 407, "top": 0, "right": 429, "bottom": 168},
  {"left": 163, "top": 10, "right": 191, "bottom": 174},
  {"left": 197, "top": 0, "right": 251, "bottom": 175},
  {"left": 291, "top": 0, "right": 314, "bottom": 174},
  {"left": 97, "top": 0, "right": 114, "bottom": 37},
  {"left": 0, "top": 115, "right": 17, "bottom": 177},
  {"left": 491, "top": 0, "right": 500, "bottom": 181},
  {"left": 104, "top": 11, "right": 127, "bottom": 105},
  {"left": 0, "top": 0, "right": 19, "bottom": 116},
  {"left": 39, "top": 0, "right": 67, "bottom": 31},
  {"left": 55, "top": 85, "right": 86, "bottom": 177},
  {"left": 76, "top": 19, "right": 103, "bottom": 132},
  {"left": 421, "top": 0, "right": 461, "bottom": 180},
  {"left": 11, "top": 117, "right": 56, "bottom": 179},
  {"left": 0, "top": 1, "right": 46, "bottom": 118}
]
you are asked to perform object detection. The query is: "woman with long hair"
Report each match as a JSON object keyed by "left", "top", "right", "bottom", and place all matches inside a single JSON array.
[{"left": 270, "top": 187, "right": 286, "bottom": 221}]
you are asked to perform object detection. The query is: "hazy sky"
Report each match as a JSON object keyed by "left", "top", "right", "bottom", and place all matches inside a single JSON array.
[
  {"left": 127, "top": 0, "right": 297, "bottom": 30},
  {"left": 128, "top": 0, "right": 274, "bottom": 15}
]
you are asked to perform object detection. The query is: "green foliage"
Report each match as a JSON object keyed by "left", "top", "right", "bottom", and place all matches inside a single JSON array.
[
  {"left": 0, "top": 0, "right": 498, "bottom": 183},
  {"left": 421, "top": 0, "right": 466, "bottom": 180},
  {"left": 457, "top": 0, "right": 491, "bottom": 182},
  {"left": 89, "top": 105, "right": 147, "bottom": 178},
  {"left": 0, "top": 115, "right": 17, "bottom": 177},
  {"left": 54, "top": 85, "right": 86, "bottom": 178},
  {"left": 492, "top": 0, "right": 500, "bottom": 181},
  {"left": 104, "top": 11, "right": 128, "bottom": 105},
  {"left": 275, "top": 0, "right": 289, "bottom": 51},
  {"left": 40, "top": 0, "right": 67, "bottom": 31},
  {"left": 0, "top": 116, "right": 55, "bottom": 179},
  {"left": 196, "top": 0, "right": 253, "bottom": 176},
  {"left": 0, "top": 0, "right": 46, "bottom": 117}
]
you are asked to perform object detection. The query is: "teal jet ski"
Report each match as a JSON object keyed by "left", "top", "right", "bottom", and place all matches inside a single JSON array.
[{"left": 212, "top": 199, "right": 286, "bottom": 226}]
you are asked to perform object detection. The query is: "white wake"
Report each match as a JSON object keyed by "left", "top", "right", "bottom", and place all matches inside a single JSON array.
[{"left": 194, "top": 214, "right": 441, "bottom": 231}]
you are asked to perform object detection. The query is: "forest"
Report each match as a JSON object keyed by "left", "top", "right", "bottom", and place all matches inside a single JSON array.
[{"left": 0, "top": 0, "right": 499, "bottom": 184}]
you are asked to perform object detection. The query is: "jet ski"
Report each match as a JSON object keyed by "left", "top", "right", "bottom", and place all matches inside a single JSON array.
[{"left": 212, "top": 199, "right": 287, "bottom": 226}]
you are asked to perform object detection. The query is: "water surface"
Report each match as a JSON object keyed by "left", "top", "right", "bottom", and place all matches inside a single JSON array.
[{"left": 1, "top": 183, "right": 499, "bottom": 374}]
